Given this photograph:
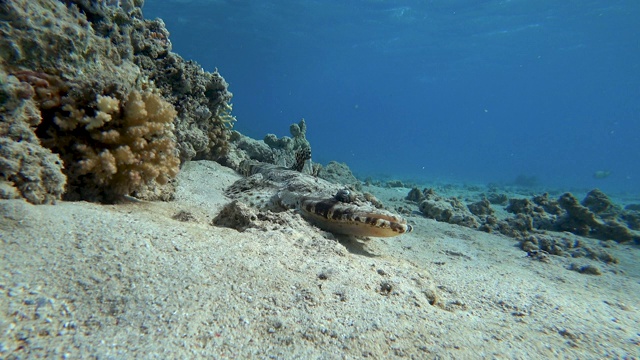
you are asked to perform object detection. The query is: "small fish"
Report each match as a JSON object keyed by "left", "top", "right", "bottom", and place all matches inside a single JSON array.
[{"left": 593, "top": 170, "right": 611, "bottom": 179}]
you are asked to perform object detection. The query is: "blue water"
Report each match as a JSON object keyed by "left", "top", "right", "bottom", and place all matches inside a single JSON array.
[{"left": 143, "top": 0, "right": 640, "bottom": 195}]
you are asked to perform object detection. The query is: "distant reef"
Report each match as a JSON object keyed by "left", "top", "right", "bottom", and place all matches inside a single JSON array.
[
  {"left": 404, "top": 186, "right": 640, "bottom": 261},
  {"left": 1, "top": 0, "right": 234, "bottom": 203}
]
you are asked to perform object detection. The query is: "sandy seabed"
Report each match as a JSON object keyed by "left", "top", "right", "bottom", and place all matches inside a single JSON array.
[{"left": 1, "top": 161, "right": 638, "bottom": 359}]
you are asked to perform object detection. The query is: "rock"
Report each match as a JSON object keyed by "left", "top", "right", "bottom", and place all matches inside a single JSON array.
[
  {"left": 532, "top": 193, "right": 563, "bottom": 215},
  {"left": 405, "top": 187, "right": 425, "bottom": 203},
  {"left": 172, "top": 210, "right": 197, "bottom": 222},
  {"left": 386, "top": 180, "right": 404, "bottom": 188},
  {"left": 597, "top": 220, "right": 636, "bottom": 243},
  {"left": 557, "top": 192, "right": 638, "bottom": 243},
  {"left": 556, "top": 193, "right": 600, "bottom": 235},
  {"left": 521, "top": 237, "right": 539, "bottom": 252},
  {"left": 318, "top": 161, "right": 361, "bottom": 191},
  {"left": 230, "top": 131, "right": 274, "bottom": 164},
  {"left": 487, "top": 193, "right": 508, "bottom": 205},
  {"left": 622, "top": 211, "right": 640, "bottom": 231},
  {"left": 419, "top": 197, "right": 478, "bottom": 228},
  {"left": 569, "top": 263, "right": 602, "bottom": 276},
  {"left": 467, "top": 198, "right": 494, "bottom": 216},
  {"left": 624, "top": 204, "right": 640, "bottom": 211},
  {"left": 520, "top": 233, "right": 620, "bottom": 263},
  {"left": 504, "top": 196, "right": 557, "bottom": 231},
  {"left": 496, "top": 214, "right": 533, "bottom": 238},
  {"left": 581, "top": 189, "right": 616, "bottom": 214},
  {"left": 506, "top": 198, "right": 535, "bottom": 215},
  {"left": 212, "top": 200, "right": 258, "bottom": 231}
]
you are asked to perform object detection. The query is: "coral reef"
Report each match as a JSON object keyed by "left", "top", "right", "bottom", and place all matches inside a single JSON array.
[
  {"left": 0, "top": 0, "right": 234, "bottom": 202},
  {"left": 223, "top": 119, "right": 314, "bottom": 174},
  {"left": 140, "top": 54, "right": 235, "bottom": 162},
  {"left": 410, "top": 186, "right": 638, "bottom": 245},
  {"left": 263, "top": 119, "right": 312, "bottom": 170}
]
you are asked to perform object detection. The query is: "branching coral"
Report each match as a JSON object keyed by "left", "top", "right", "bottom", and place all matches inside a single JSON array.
[
  {"left": 217, "top": 102, "right": 237, "bottom": 129},
  {"left": 49, "top": 90, "right": 180, "bottom": 201}
]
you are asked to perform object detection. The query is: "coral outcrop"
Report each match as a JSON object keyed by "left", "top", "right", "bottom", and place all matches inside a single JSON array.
[
  {"left": 0, "top": 0, "right": 234, "bottom": 202},
  {"left": 467, "top": 198, "right": 493, "bottom": 216},
  {"left": 140, "top": 54, "right": 235, "bottom": 162},
  {"left": 486, "top": 192, "right": 508, "bottom": 205},
  {"left": 0, "top": 71, "right": 66, "bottom": 204}
]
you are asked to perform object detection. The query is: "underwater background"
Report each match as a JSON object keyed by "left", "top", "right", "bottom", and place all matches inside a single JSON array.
[{"left": 143, "top": 0, "right": 639, "bottom": 195}]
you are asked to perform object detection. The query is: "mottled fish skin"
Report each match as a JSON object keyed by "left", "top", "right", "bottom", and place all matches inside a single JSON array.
[{"left": 298, "top": 197, "right": 413, "bottom": 237}]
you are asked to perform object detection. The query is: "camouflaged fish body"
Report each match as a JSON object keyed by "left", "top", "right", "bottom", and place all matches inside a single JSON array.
[
  {"left": 226, "top": 161, "right": 412, "bottom": 237},
  {"left": 296, "top": 194, "right": 413, "bottom": 237}
]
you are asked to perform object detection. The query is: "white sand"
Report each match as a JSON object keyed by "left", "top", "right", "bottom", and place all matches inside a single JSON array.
[{"left": 1, "top": 161, "right": 638, "bottom": 358}]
